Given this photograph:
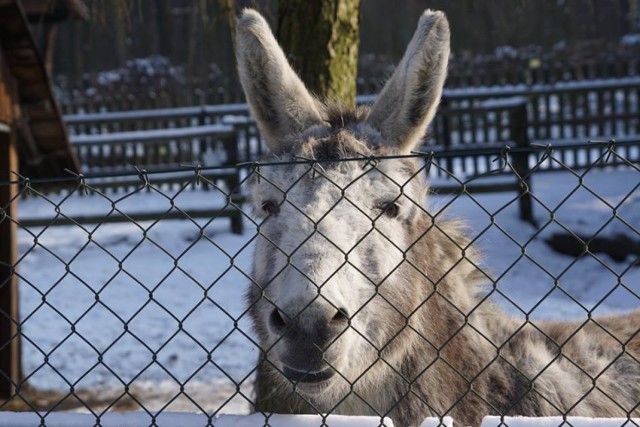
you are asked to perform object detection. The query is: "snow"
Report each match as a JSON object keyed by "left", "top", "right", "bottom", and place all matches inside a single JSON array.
[
  {"left": 64, "top": 104, "right": 251, "bottom": 126},
  {"left": 477, "top": 96, "right": 527, "bottom": 109},
  {"left": 219, "top": 414, "right": 394, "bottom": 427},
  {"left": 70, "top": 124, "right": 234, "bottom": 145},
  {"left": 430, "top": 168, "right": 640, "bottom": 320},
  {"left": 621, "top": 33, "right": 640, "bottom": 46},
  {"left": 443, "top": 76, "right": 640, "bottom": 100},
  {"left": 3, "top": 413, "right": 636, "bottom": 427},
  {"left": 0, "top": 412, "right": 394, "bottom": 427},
  {"left": 481, "top": 417, "right": 640, "bottom": 427},
  {"left": 13, "top": 166, "right": 640, "bottom": 414},
  {"left": 18, "top": 212, "right": 258, "bottom": 392},
  {"left": 421, "top": 416, "right": 453, "bottom": 427}
]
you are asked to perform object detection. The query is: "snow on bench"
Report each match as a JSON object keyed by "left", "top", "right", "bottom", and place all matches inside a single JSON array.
[
  {"left": 70, "top": 124, "right": 235, "bottom": 145},
  {"left": 64, "top": 103, "right": 252, "bottom": 125}
]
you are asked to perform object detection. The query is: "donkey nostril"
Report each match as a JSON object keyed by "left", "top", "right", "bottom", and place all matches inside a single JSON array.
[
  {"left": 331, "top": 308, "right": 350, "bottom": 325},
  {"left": 269, "top": 308, "right": 287, "bottom": 332}
]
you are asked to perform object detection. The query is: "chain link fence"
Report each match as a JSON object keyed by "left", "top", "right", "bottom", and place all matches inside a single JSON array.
[{"left": 0, "top": 141, "right": 639, "bottom": 426}]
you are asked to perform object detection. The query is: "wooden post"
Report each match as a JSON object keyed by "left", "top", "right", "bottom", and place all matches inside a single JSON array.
[
  {"left": 509, "top": 100, "right": 535, "bottom": 225},
  {"left": 222, "top": 131, "right": 243, "bottom": 235},
  {"left": 0, "top": 124, "right": 21, "bottom": 399},
  {"left": 439, "top": 97, "right": 454, "bottom": 174}
]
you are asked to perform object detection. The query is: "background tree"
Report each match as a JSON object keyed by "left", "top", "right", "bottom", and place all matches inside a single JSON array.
[
  {"left": 48, "top": 0, "right": 638, "bottom": 92},
  {"left": 277, "top": 0, "right": 361, "bottom": 106},
  {"left": 250, "top": 0, "right": 361, "bottom": 412}
]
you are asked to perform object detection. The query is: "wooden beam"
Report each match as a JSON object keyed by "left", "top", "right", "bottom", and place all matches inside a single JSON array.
[
  {"left": 22, "top": 0, "right": 89, "bottom": 22},
  {"left": 0, "top": 127, "right": 21, "bottom": 399},
  {"left": 0, "top": 0, "right": 80, "bottom": 178}
]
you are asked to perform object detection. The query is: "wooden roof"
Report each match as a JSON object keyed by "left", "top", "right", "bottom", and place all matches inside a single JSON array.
[{"left": 0, "top": 0, "right": 80, "bottom": 179}]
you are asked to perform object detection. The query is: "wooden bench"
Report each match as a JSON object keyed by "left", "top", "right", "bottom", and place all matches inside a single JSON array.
[{"left": 63, "top": 124, "right": 245, "bottom": 234}]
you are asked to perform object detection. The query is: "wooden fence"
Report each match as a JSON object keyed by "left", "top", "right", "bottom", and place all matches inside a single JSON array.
[
  {"left": 437, "top": 77, "right": 640, "bottom": 141},
  {"left": 23, "top": 76, "right": 636, "bottom": 233},
  {"left": 64, "top": 77, "right": 640, "bottom": 171}
]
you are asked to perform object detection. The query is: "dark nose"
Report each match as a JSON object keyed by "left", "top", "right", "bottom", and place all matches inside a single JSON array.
[{"left": 269, "top": 305, "right": 350, "bottom": 369}]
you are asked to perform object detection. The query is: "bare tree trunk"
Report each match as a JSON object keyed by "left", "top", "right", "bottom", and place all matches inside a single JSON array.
[
  {"left": 186, "top": 1, "right": 201, "bottom": 105},
  {"left": 630, "top": 0, "right": 638, "bottom": 31},
  {"left": 156, "top": 0, "right": 174, "bottom": 59},
  {"left": 277, "top": 0, "right": 361, "bottom": 106},
  {"left": 72, "top": 20, "right": 84, "bottom": 84},
  {"left": 218, "top": 0, "right": 237, "bottom": 47},
  {"left": 111, "top": 3, "right": 128, "bottom": 65},
  {"left": 218, "top": 0, "right": 238, "bottom": 102}
]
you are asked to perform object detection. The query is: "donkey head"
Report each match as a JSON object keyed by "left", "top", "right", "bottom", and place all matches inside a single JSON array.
[{"left": 237, "top": 9, "right": 450, "bottom": 402}]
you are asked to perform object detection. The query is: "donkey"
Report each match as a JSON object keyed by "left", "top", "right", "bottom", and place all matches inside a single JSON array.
[{"left": 236, "top": 9, "right": 640, "bottom": 427}]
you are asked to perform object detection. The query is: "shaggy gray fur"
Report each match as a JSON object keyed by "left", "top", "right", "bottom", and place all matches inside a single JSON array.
[{"left": 236, "top": 8, "right": 640, "bottom": 427}]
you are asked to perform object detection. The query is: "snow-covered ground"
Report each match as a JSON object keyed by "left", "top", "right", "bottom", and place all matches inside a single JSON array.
[
  {"left": 0, "top": 412, "right": 398, "bottom": 427},
  {"left": 14, "top": 166, "right": 640, "bottom": 413}
]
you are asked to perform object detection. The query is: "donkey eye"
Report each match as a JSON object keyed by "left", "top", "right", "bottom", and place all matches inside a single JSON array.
[
  {"left": 379, "top": 202, "right": 400, "bottom": 218},
  {"left": 262, "top": 200, "right": 279, "bottom": 215}
]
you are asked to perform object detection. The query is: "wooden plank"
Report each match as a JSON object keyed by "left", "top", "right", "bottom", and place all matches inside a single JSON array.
[
  {"left": 0, "top": 128, "right": 21, "bottom": 399},
  {"left": 18, "top": 205, "right": 243, "bottom": 228},
  {"left": 431, "top": 181, "right": 521, "bottom": 195},
  {"left": 70, "top": 124, "right": 234, "bottom": 145},
  {"left": 0, "top": 0, "right": 79, "bottom": 179},
  {"left": 0, "top": 50, "right": 17, "bottom": 126}
]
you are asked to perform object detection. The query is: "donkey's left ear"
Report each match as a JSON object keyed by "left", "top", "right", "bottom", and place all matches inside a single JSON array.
[{"left": 366, "top": 10, "right": 450, "bottom": 153}]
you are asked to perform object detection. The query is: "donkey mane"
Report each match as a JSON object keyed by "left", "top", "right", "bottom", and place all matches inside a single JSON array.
[
  {"left": 235, "top": 8, "right": 640, "bottom": 427},
  {"left": 323, "top": 103, "right": 370, "bottom": 129}
]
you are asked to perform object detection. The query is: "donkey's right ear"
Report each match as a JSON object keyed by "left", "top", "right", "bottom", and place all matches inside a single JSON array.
[
  {"left": 366, "top": 10, "right": 450, "bottom": 153},
  {"left": 236, "top": 9, "right": 324, "bottom": 151}
]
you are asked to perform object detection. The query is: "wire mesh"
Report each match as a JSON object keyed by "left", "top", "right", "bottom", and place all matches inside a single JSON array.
[{"left": 0, "top": 141, "right": 639, "bottom": 427}]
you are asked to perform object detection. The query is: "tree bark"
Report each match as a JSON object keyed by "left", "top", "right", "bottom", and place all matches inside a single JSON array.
[
  {"left": 216, "top": 0, "right": 238, "bottom": 102},
  {"left": 218, "top": 0, "right": 237, "bottom": 47},
  {"left": 277, "top": 0, "right": 361, "bottom": 106},
  {"left": 111, "top": 3, "right": 128, "bottom": 65}
]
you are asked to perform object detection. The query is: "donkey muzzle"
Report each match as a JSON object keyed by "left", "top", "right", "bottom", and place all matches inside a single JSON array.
[{"left": 268, "top": 304, "right": 350, "bottom": 382}]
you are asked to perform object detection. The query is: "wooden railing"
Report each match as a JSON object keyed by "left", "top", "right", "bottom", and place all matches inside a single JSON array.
[
  {"left": 71, "top": 124, "right": 236, "bottom": 172},
  {"left": 58, "top": 77, "right": 640, "bottom": 228},
  {"left": 61, "top": 122, "right": 245, "bottom": 234},
  {"left": 438, "top": 77, "right": 640, "bottom": 141},
  {"left": 65, "top": 77, "right": 640, "bottom": 154}
]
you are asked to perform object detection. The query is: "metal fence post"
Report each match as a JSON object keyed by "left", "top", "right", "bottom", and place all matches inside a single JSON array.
[
  {"left": 0, "top": 127, "right": 21, "bottom": 399},
  {"left": 509, "top": 99, "right": 535, "bottom": 224}
]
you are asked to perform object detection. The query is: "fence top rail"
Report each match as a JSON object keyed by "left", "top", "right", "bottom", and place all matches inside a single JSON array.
[
  {"left": 63, "top": 76, "right": 640, "bottom": 126},
  {"left": 70, "top": 124, "right": 234, "bottom": 145},
  {"left": 64, "top": 102, "right": 252, "bottom": 124},
  {"left": 442, "top": 75, "right": 640, "bottom": 100}
]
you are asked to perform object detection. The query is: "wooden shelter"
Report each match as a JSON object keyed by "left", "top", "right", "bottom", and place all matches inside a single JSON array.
[
  {"left": 0, "top": 0, "right": 81, "bottom": 399},
  {"left": 22, "top": 0, "right": 89, "bottom": 73}
]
